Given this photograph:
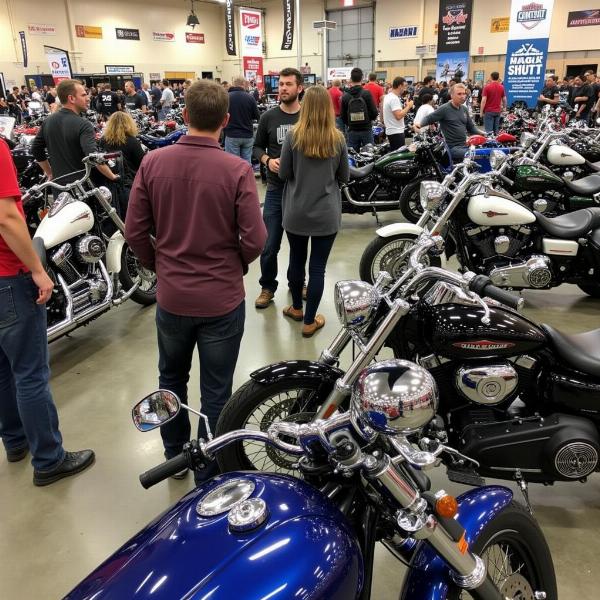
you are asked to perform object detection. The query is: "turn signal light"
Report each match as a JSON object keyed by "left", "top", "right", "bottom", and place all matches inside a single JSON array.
[{"left": 435, "top": 494, "right": 459, "bottom": 519}]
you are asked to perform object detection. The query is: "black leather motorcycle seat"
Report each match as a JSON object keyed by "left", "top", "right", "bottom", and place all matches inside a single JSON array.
[
  {"left": 563, "top": 174, "right": 600, "bottom": 195},
  {"left": 534, "top": 208, "right": 600, "bottom": 239},
  {"left": 349, "top": 163, "right": 374, "bottom": 179},
  {"left": 541, "top": 325, "right": 600, "bottom": 378}
]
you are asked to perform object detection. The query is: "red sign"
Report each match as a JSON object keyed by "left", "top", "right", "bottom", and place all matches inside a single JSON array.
[
  {"left": 186, "top": 32, "right": 205, "bottom": 43},
  {"left": 243, "top": 56, "right": 264, "bottom": 91},
  {"left": 242, "top": 12, "right": 260, "bottom": 28}
]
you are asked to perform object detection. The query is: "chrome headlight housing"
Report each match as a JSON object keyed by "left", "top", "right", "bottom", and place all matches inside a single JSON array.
[
  {"left": 419, "top": 180, "right": 445, "bottom": 211},
  {"left": 334, "top": 280, "right": 380, "bottom": 329},
  {"left": 48, "top": 192, "right": 75, "bottom": 217},
  {"left": 489, "top": 149, "right": 507, "bottom": 170},
  {"left": 519, "top": 132, "right": 536, "bottom": 149}
]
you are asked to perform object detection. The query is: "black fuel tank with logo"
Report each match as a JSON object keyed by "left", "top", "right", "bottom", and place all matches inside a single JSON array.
[{"left": 418, "top": 303, "right": 547, "bottom": 360}]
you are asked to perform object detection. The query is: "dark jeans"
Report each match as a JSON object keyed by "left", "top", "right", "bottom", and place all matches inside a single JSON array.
[
  {"left": 347, "top": 129, "right": 374, "bottom": 151},
  {"left": 450, "top": 145, "right": 468, "bottom": 162},
  {"left": 259, "top": 186, "right": 285, "bottom": 292},
  {"left": 286, "top": 232, "right": 337, "bottom": 325},
  {"left": 0, "top": 273, "right": 64, "bottom": 470},
  {"left": 155, "top": 301, "right": 245, "bottom": 471},
  {"left": 335, "top": 116, "right": 346, "bottom": 137},
  {"left": 388, "top": 133, "right": 406, "bottom": 151},
  {"left": 483, "top": 112, "right": 501, "bottom": 135}
]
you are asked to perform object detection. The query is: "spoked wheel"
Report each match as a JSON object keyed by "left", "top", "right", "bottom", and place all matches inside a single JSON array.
[
  {"left": 119, "top": 244, "right": 157, "bottom": 306},
  {"left": 359, "top": 233, "right": 441, "bottom": 284},
  {"left": 452, "top": 502, "right": 557, "bottom": 600},
  {"left": 216, "top": 378, "right": 337, "bottom": 476}
]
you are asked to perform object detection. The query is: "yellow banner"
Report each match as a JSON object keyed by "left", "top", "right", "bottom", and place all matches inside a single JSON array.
[
  {"left": 490, "top": 17, "right": 509, "bottom": 33},
  {"left": 75, "top": 25, "right": 102, "bottom": 39}
]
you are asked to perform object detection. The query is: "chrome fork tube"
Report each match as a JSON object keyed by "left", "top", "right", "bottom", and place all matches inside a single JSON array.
[{"left": 318, "top": 328, "right": 352, "bottom": 365}]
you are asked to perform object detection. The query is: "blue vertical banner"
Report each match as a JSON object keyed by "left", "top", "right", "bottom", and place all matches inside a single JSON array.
[
  {"left": 504, "top": 0, "right": 555, "bottom": 108},
  {"left": 19, "top": 31, "right": 27, "bottom": 68}
]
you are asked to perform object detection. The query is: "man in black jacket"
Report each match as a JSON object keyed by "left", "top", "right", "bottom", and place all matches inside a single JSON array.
[
  {"left": 341, "top": 67, "right": 378, "bottom": 151},
  {"left": 224, "top": 76, "right": 260, "bottom": 164},
  {"left": 415, "top": 75, "right": 437, "bottom": 108}
]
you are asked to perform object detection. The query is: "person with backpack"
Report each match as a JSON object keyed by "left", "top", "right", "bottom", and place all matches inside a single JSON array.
[{"left": 341, "top": 67, "right": 378, "bottom": 151}]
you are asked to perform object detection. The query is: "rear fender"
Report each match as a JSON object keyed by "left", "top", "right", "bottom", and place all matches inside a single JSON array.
[
  {"left": 400, "top": 485, "right": 513, "bottom": 600},
  {"left": 250, "top": 360, "right": 344, "bottom": 386}
]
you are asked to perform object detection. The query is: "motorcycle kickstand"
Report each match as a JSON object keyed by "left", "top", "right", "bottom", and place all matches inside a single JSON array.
[
  {"left": 371, "top": 207, "right": 381, "bottom": 225},
  {"left": 515, "top": 469, "right": 534, "bottom": 515}
]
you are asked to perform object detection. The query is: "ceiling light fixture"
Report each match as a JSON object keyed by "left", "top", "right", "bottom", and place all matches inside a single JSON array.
[{"left": 187, "top": 0, "right": 200, "bottom": 29}]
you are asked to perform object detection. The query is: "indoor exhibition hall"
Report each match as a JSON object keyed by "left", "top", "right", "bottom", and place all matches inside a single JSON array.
[{"left": 2, "top": 1, "right": 600, "bottom": 599}]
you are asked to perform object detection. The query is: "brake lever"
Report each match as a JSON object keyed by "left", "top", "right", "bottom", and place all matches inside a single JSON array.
[{"left": 419, "top": 437, "right": 480, "bottom": 468}]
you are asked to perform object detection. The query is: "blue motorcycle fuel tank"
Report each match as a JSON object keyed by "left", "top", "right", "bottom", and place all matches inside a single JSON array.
[{"left": 65, "top": 472, "right": 363, "bottom": 600}]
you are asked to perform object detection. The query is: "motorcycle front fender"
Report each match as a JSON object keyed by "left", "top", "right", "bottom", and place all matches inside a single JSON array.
[
  {"left": 375, "top": 222, "right": 424, "bottom": 238},
  {"left": 250, "top": 360, "right": 344, "bottom": 385},
  {"left": 106, "top": 230, "right": 125, "bottom": 274},
  {"left": 400, "top": 485, "right": 513, "bottom": 600}
]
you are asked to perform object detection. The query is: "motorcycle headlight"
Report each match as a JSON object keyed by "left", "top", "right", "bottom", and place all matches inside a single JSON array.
[
  {"left": 48, "top": 192, "right": 75, "bottom": 217},
  {"left": 489, "top": 149, "right": 507, "bottom": 170},
  {"left": 419, "top": 180, "right": 445, "bottom": 211},
  {"left": 519, "top": 132, "right": 535, "bottom": 149},
  {"left": 334, "top": 280, "right": 380, "bottom": 329}
]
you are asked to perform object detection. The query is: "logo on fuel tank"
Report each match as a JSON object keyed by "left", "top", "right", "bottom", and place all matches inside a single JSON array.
[{"left": 452, "top": 340, "right": 516, "bottom": 350}]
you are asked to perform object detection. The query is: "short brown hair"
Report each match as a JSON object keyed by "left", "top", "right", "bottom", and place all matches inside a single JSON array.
[
  {"left": 57, "top": 79, "right": 81, "bottom": 104},
  {"left": 280, "top": 67, "right": 302, "bottom": 85},
  {"left": 185, "top": 80, "right": 229, "bottom": 131}
]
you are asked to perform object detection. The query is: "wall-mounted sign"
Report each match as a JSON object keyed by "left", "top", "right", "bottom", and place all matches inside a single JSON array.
[
  {"left": 149, "top": 72, "right": 161, "bottom": 80},
  {"left": 153, "top": 31, "right": 175, "bottom": 42},
  {"left": 186, "top": 32, "right": 205, "bottom": 43},
  {"left": 327, "top": 67, "right": 353, "bottom": 81},
  {"left": 28, "top": 23, "right": 56, "bottom": 36},
  {"left": 567, "top": 10, "right": 600, "bottom": 27},
  {"left": 474, "top": 70, "right": 485, "bottom": 82},
  {"left": 75, "top": 25, "right": 102, "bottom": 39},
  {"left": 105, "top": 65, "right": 135, "bottom": 74},
  {"left": 490, "top": 17, "right": 510, "bottom": 32},
  {"left": 389, "top": 26, "right": 418, "bottom": 39},
  {"left": 116, "top": 28, "right": 140, "bottom": 41}
]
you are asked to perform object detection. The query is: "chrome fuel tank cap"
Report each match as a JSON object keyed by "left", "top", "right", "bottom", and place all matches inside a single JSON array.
[
  {"left": 196, "top": 479, "right": 255, "bottom": 517},
  {"left": 228, "top": 498, "right": 269, "bottom": 533}
]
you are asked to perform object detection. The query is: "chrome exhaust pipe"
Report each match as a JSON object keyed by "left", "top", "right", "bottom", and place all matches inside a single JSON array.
[{"left": 342, "top": 186, "right": 400, "bottom": 207}]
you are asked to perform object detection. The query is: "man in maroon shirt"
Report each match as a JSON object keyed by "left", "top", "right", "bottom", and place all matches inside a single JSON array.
[
  {"left": 126, "top": 80, "right": 266, "bottom": 483},
  {"left": 480, "top": 71, "right": 506, "bottom": 135},
  {"left": 0, "top": 139, "right": 95, "bottom": 485},
  {"left": 328, "top": 79, "right": 344, "bottom": 134}
]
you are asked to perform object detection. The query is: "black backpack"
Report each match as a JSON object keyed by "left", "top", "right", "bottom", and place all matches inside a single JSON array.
[{"left": 347, "top": 93, "right": 369, "bottom": 127}]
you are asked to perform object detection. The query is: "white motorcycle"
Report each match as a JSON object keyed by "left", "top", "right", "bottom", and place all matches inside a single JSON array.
[{"left": 22, "top": 152, "right": 157, "bottom": 342}]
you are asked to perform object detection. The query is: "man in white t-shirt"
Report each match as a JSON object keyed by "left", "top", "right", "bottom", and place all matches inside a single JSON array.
[
  {"left": 383, "top": 77, "right": 414, "bottom": 150},
  {"left": 158, "top": 79, "right": 175, "bottom": 120},
  {"left": 414, "top": 93, "right": 436, "bottom": 132}
]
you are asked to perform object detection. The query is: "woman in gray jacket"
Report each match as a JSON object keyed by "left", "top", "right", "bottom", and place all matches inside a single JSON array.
[{"left": 279, "top": 85, "right": 349, "bottom": 337}]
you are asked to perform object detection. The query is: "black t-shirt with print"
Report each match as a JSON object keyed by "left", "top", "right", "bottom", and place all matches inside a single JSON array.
[
  {"left": 124, "top": 93, "right": 145, "bottom": 111},
  {"left": 97, "top": 91, "right": 120, "bottom": 115}
]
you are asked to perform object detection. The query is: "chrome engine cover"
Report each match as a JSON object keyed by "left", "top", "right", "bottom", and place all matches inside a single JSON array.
[
  {"left": 77, "top": 235, "right": 106, "bottom": 264},
  {"left": 489, "top": 255, "right": 552, "bottom": 289},
  {"left": 554, "top": 442, "right": 599, "bottom": 479},
  {"left": 455, "top": 363, "right": 518, "bottom": 405}
]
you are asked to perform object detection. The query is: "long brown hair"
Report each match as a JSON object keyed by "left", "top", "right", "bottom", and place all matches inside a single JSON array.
[
  {"left": 292, "top": 85, "right": 344, "bottom": 159},
  {"left": 103, "top": 111, "right": 138, "bottom": 147}
]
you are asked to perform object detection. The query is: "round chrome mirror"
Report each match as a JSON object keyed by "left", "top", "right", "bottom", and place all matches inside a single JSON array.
[
  {"left": 334, "top": 280, "right": 380, "bottom": 329},
  {"left": 132, "top": 390, "right": 180, "bottom": 431},
  {"left": 351, "top": 359, "right": 438, "bottom": 436}
]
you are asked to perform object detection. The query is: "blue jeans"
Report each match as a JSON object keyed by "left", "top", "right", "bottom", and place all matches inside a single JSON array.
[
  {"left": 335, "top": 116, "right": 346, "bottom": 137},
  {"left": 287, "top": 232, "right": 337, "bottom": 325},
  {"left": 155, "top": 302, "right": 245, "bottom": 464},
  {"left": 450, "top": 145, "right": 468, "bottom": 162},
  {"left": 259, "top": 187, "right": 285, "bottom": 293},
  {"left": 347, "top": 129, "right": 374, "bottom": 151},
  {"left": 483, "top": 112, "right": 501, "bottom": 135},
  {"left": 0, "top": 273, "right": 64, "bottom": 470},
  {"left": 224, "top": 137, "right": 254, "bottom": 164}
]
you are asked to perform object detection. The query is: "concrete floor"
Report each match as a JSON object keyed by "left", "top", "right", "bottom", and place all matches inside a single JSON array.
[{"left": 1, "top": 195, "right": 600, "bottom": 599}]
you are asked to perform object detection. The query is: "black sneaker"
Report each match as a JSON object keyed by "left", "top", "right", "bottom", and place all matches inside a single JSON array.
[
  {"left": 33, "top": 450, "right": 95, "bottom": 486},
  {"left": 6, "top": 445, "right": 29, "bottom": 463}
]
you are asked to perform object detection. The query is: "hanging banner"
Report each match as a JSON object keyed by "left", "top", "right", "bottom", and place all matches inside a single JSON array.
[
  {"left": 504, "top": 0, "right": 555, "bottom": 108},
  {"left": 436, "top": 1, "right": 472, "bottom": 82},
  {"left": 44, "top": 45, "right": 72, "bottom": 85},
  {"left": 281, "top": 0, "right": 294, "bottom": 50},
  {"left": 567, "top": 10, "right": 600, "bottom": 28},
  {"left": 240, "top": 8, "right": 262, "bottom": 57},
  {"left": 243, "top": 56, "right": 264, "bottom": 87},
  {"left": 225, "top": 0, "right": 236, "bottom": 56},
  {"left": 19, "top": 31, "right": 28, "bottom": 68}
]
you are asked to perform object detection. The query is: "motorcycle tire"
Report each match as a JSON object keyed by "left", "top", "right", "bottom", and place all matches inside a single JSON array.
[
  {"left": 399, "top": 180, "right": 425, "bottom": 224},
  {"left": 216, "top": 377, "right": 339, "bottom": 476},
  {"left": 448, "top": 501, "right": 557, "bottom": 600},
  {"left": 359, "top": 233, "right": 441, "bottom": 284},
  {"left": 577, "top": 282, "right": 600, "bottom": 298},
  {"left": 119, "top": 244, "right": 157, "bottom": 306}
]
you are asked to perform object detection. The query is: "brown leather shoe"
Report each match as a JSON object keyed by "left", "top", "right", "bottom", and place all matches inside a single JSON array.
[
  {"left": 302, "top": 315, "right": 325, "bottom": 338},
  {"left": 255, "top": 289, "right": 274, "bottom": 308},
  {"left": 282, "top": 305, "right": 304, "bottom": 321}
]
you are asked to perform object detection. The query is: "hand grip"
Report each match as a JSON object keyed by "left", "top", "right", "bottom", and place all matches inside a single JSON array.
[
  {"left": 469, "top": 275, "right": 523, "bottom": 311},
  {"left": 139, "top": 453, "right": 189, "bottom": 489}
]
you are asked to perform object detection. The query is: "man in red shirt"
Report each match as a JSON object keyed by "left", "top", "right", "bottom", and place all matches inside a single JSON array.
[
  {"left": 126, "top": 80, "right": 266, "bottom": 484},
  {"left": 328, "top": 79, "right": 344, "bottom": 134},
  {"left": 0, "top": 139, "right": 95, "bottom": 485},
  {"left": 364, "top": 72, "right": 384, "bottom": 115},
  {"left": 480, "top": 71, "right": 506, "bottom": 135}
]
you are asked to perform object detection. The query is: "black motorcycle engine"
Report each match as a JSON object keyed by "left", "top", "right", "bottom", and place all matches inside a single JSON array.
[
  {"left": 348, "top": 173, "right": 402, "bottom": 204},
  {"left": 464, "top": 224, "right": 531, "bottom": 260},
  {"left": 458, "top": 412, "right": 600, "bottom": 483}
]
